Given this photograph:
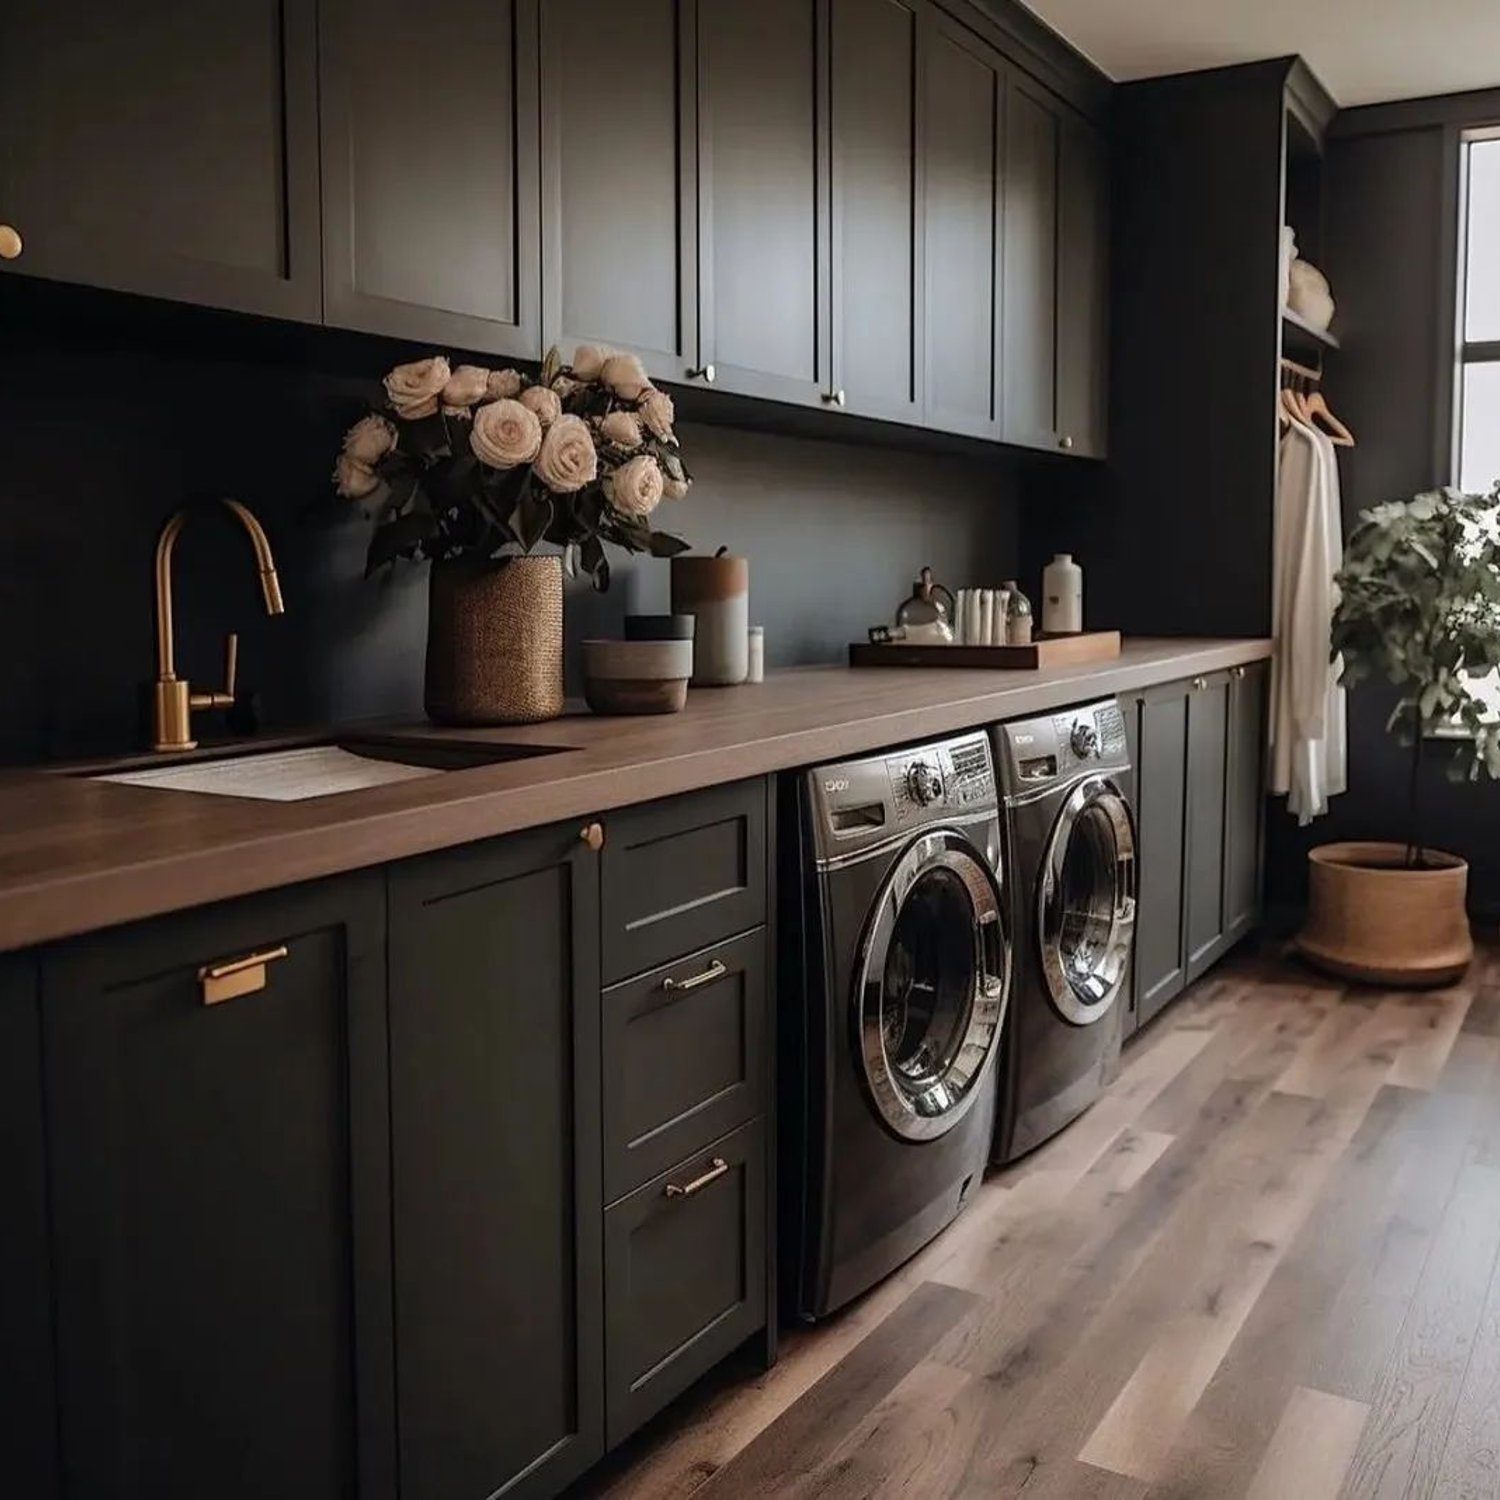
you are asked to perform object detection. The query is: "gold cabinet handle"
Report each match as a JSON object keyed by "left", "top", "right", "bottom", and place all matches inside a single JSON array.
[
  {"left": 1059, "top": 434, "right": 1074, "bottom": 451},
  {"left": 823, "top": 389, "right": 847, "bottom": 407},
  {"left": 580, "top": 821, "right": 605, "bottom": 853},
  {"left": 0, "top": 225, "right": 21, "bottom": 260},
  {"left": 662, "top": 958, "right": 727, "bottom": 994},
  {"left": 665, "top": 1156, "right": 730, "bottom": 1199},
  {"left": 1231, "top": 664, "right": 1246, "bottom": 680},
  {"left": 199, "top": 944, "right": 287, "bottom": 1005},
  {"left": 1193, "top": 676, "right": 1208, "bottom": 691}
]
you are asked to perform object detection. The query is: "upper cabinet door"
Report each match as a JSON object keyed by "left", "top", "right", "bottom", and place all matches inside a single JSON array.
[
  {"left": 922, "top": 14, "right": 1004, "bottom": 440},
  {"left": 697, "top": 0, "right": 828, "bottom": 406},
  {"left": 319, "top": 0, "right": 541, "bottom": 358},
  {"left": 1001, "top": 77, "right": 1061, "bottom": 450},
  {"left": 830, "top": 0, "right": 923, "bottom": 425},
  {"left": 542, "top": 0, "right": 696, "bottom": 384},
  {"left": 0, "top": 0, "right": 320, "bottom": 321},
  {"left": 1056, "top": 113, "right": 1110, "bottom": 458}
]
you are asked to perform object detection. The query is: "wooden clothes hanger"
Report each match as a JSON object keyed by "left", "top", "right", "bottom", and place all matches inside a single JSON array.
[{"left": 1279, "top": 357, "right": 1355, "bottom": 447}]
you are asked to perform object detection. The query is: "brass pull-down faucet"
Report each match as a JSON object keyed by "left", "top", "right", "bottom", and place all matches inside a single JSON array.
[{"left": 152, "top": 498, "right": 285, "bottom": 751}]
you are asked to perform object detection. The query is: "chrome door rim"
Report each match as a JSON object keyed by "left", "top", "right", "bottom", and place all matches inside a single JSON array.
[
  {"left": 854, "top": 829, "right": 1009, "bottom": 1142},
  {"left": 1036, "top": 777, "right": 1136, "bottom": 1026}
]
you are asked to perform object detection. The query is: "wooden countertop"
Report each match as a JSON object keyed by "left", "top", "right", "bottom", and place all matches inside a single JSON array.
[{"left": 0, "top": 637, "right": 1270, "bottom": 953}]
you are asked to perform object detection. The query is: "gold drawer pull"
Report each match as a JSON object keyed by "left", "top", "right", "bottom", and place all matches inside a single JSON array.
[
  {"left": 1231, "top": 664, "right": 1246, "bottom": 680},
  {"left": 0, "top": 224, "right": 22, "bottom": 260},
  {"left": 198, "top": 944, "right": 288, "bottom": 1005},
  {"left": 580, "top": 821, "right": 605, "bottom": 852},
  {"left": 665, "top": 1156, "right": 730, "bottom": 1199},
  {"left": 662, "top": 959, "right": 727, "bottom": 994}
]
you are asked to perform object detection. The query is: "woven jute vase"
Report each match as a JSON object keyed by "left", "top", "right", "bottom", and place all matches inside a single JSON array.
[
  {"left": 1296, "top": 841, "right": 1473, "bottom": 988},
  {"left": 424, "top": 555, "right": 565, "bottom": 725}
]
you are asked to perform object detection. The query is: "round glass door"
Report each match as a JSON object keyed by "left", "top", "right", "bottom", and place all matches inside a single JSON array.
[
  {"left": 855, "top": 830, "right": 1009, "bottom": 1141},
  {"left": 1037, "top": 778, "right": 1136, "bottom": 1025}
]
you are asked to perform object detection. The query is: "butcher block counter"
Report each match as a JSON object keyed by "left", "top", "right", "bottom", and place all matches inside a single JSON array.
[{"left": 0, "top": 636, "right": 1269, "bottom": 952}]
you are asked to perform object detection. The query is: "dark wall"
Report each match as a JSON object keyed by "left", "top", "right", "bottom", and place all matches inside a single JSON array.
[
  {"left": 1265, "top": 115, "right": 1500, "bottom": 920},
  {"left": 0, "top": 283, "right": 1019, "bottom": 764}
]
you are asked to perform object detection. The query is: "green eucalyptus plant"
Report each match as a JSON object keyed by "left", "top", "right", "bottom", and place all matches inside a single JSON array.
[{"left": 1331, "top": 482, "right": 1500, "bottom": 867}]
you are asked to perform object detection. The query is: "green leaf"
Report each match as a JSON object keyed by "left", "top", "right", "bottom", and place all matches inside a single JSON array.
[
  {"left": 646, "top": 529, "right": 691, "bottom": 558},
  {"left": 365, "top": 509, "right": 438, "bottom": 577},
  {"left": 509, "top": 480, "right": 553, "bottom": 552}
]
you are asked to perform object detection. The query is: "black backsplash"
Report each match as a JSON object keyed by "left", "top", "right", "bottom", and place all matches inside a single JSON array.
[{"left": 1, "top": 280, "right": 1020, "bottom": 764}]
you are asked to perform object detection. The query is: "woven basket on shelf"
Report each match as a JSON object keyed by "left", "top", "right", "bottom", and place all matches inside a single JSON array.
[{"left": 424, "top": 555, "right": 565, "bottom": 725}]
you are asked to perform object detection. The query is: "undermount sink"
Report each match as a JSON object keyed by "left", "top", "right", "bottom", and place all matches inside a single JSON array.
[{"left": 82, "top": 734, "right": 565, "bottom": 802}]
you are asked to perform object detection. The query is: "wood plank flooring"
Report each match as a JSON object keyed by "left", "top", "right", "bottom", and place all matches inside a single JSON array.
[{"left": 579, "top": 943, "right": 1500, "bottom": 1500}]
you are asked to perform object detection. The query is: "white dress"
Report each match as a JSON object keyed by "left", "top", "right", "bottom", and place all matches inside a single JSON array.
[{"left": 1270, "top": 413, "right": 1347, "bottom": 824}]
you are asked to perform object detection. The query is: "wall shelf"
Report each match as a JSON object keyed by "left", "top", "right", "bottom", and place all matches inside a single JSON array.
[{"left": 1282, "top": 306, "right": 1341, "bottom": 353}]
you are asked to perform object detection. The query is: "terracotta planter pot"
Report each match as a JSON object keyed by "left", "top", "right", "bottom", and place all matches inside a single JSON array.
[
  {"left": 1296, "top": 841, "right": 1473, "bottom": 988},
  {"left": 424, "top": 555, "right": 564, "bottom": 725}
]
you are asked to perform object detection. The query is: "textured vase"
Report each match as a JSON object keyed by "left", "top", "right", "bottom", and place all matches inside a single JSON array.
[{"left": 424, "top": 555, "right": 565, "bottom": 725}]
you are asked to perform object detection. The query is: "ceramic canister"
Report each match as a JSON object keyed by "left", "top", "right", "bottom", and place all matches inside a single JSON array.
[{"left": 670, "top": 554, "right": 750, "bottom": 685}]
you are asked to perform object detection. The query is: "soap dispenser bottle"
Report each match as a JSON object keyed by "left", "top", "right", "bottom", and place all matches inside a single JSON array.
[{"left": 1041, "top": 553, "right": 1083, "bottom": 635}]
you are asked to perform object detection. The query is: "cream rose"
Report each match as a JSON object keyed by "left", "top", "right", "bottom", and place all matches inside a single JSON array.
[
  {"left": 608, "top": 454, "right": 664, "bottom": 517},
  {"left": 342, "top": 414, "right": 397, "bottom": 466},
  {"left": 442, "top": 363, "right": 491, "bottom": 409},
  {"left": 662, "top": 475, "right": 692, "bottom": 501},
  {"left": 471, "top": 398, "right": 542, "bottom": 469},
  {"left": 384, "top": 356, "right": 451, "bottom": 419},
  {"left": 519, "top": 385, "right": 562, "bottom": 426},
  {"left": 639, "top": 388, "right": 676, "bottom": 442},
  {"left": 533, "top": 414, "right": 598, "bottom": 493},
  {"left": 486, "top": 368, "right": 524, "bottom": 400},
  {"left": 599, "top": 410, "right": 643, "bottom": 450},
  {"left": 333, "top": 453, "right": 379, "bottom": 500},
  {"left": 571, "top": 344, "right": 606, "bottom": 380},
  {"left": 600, "top": 351, "right": 650, "bottom": 401}
]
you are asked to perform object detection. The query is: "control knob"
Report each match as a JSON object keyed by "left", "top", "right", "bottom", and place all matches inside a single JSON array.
[
  {"left": 905, "top": 761, "right": 944, "bottom": 805},
  {"left": 1070, "top": 721, "right": 1100, "bottom": 759}
]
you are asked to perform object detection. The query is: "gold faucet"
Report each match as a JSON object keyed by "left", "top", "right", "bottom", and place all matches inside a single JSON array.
[{"left": 152, "top": 499, "right": 285, "bottom": 751}]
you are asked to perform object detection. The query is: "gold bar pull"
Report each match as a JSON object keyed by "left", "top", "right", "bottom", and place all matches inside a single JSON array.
[
  {"left": 664, "top": 1156, "right": 730, "bottom": 1200},
  {"left": 198, "top": 944, "right": 288, "bottom": 1006},
  {"left": 662, "top": 959, "right": 727, "bottom": 994}
]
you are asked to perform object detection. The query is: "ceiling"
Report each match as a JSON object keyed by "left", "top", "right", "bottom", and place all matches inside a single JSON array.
[{"left": 1016, "top": 0, "right": 1500, "bottom": 107}]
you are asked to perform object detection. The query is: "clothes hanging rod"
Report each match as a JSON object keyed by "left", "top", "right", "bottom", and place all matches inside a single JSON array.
[{"left": 1280, "top": 355, "right": 1322, "bottom": 382}]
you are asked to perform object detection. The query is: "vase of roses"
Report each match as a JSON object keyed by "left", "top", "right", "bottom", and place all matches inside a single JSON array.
[{"left": 334, "top": 344, "right": 692, "bottom": 724}]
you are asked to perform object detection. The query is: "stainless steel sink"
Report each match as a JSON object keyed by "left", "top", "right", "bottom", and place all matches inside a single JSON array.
[{"left": 81, "top": 734, "right": 565, "bottom": 802}]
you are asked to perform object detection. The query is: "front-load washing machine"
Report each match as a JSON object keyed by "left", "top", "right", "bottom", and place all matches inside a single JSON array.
[
  {"left": 779, "top": 730, "right": 1011, "bottom": 1319},
  {"left": 991, "top": 699, "right": 1136, "bottom": 1164}
]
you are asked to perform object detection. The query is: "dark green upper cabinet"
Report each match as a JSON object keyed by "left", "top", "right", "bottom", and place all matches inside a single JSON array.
[
  {"left": 40, "top": 874, "right": 396, "bottom": 1500},
  {"left": 921, "top": 12, "right": 1004, "bottom": 439},
  {"left": 0, "top": 0, "right": 321, "bottom": 321},
  {"left": 319, "top": 0, "right": 541, "bottom": 357},
  {"left": 1056, "top": 112, "right": 1110, "bottom": 457},
  {"left": 696, "top": 0, "right": 829, "bottom": 406},
  {"left": 541, "top": 0, "right": 697, "bottom": 382},
  {"left": 830, "top": 0, "right": 923, "bottom": 425},
  {"left": 387, "top": 823, "right": 604, "bottom": 1500}
]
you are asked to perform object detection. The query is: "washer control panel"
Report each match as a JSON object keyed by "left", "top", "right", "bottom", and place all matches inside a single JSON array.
[{"left": 999, "top": 698, "right": 1131, "bottom": 791}]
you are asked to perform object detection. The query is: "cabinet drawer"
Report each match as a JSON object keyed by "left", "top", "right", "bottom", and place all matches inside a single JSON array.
[
  {"left": 603, "top": 930, "right": 765, "bottom": 1202},
  {"left": 602, "top": 780, "right": 767, "bottom": 983},
  {"left": 604, "top": 1118, "right": 766, "bottom": 1445}
]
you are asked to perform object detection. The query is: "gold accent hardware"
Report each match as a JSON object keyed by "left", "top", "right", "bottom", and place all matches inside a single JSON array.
[
  {"left": 1193, "top": 676, "right": 1207, "bottom": 691},
  {"left": 199, "top": 944, "right": 288, "bottom": 1005},
  {"left": 1059, "top": 434, "right": 1074, "bottom": 450},
  {"left": 823, "top": 389, "right": 847, "bottom": 407},
  {"left": 1231, "top": 665, "right": 1246, "bottom": 680},
  {"left": 0, "top": 224, "right": 21, "bottom": 260},
  {"left": 687, "top": 363, "right": 716, "bottom": 383},
  {"left": 580, "top": 821, "right": 606, "bottom": 853},
  {"left": 664, "top": 1156, "right": 730, "bottom": 1199},
  {"left": 663, "top": 959, "right": 727, "bottom": 994},
  {"left": 152, "top": 499, "right": 285, "bottom": 751}
]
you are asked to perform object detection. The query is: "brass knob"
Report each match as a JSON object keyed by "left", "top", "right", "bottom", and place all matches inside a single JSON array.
[
  {"left": 580, "top": 821, "right": 605, "bottom": 853},
  {"left": 823, "top": 389, "right": 847, "bottom": 407},
  {"left": 1193, "top": 676, "right": 1207, "bottom": 691},
  {"left": 1059, "top": 434, "right": 1074, "bottom": 450},
  {"left": 0, "top": 224, "right": 22, "bottom": 261},
  {"left": 687, "top": 363, "right": 716, "bottom": 383},
  {"left": 1231, "top": 665, "right": 1246, "bottom": 680}
]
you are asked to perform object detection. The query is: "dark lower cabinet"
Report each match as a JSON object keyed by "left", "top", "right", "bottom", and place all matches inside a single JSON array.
[
  {"left": 388, "top": 823, "right": 604, "bottom": 1500},
  {"left": 1223, "top": 662, "right": 1269, "bottom": 946},
  {"left": 0, "top": 0, "right": 321, "bottom": 321},
  {"left": 319, "top": 0, "right": 541, "bottom": 355},
  {"left": 1184, "top": 671, "right": 1231, "bottom": 982},
  {"left": 605, "top": 1118, "right": 767, "bottom": 1446},
  {"left": 40, "top": 873, "right": 396, "bottom": 1500}
]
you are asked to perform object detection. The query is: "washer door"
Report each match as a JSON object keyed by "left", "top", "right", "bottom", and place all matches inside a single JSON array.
[
  {"left": 854, "top": 830, "right": 1009, "bottom": 1142},
  {"left": 1037, "top": 777, "right": 1136, "bottom": 1025}
]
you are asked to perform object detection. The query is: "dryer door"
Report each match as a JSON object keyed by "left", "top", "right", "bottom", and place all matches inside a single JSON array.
[
  {"left": 1037, "top": 776, "right": 1137, "bottom": 1025},
  {"left": 854, "top": 830, "right": 1009, "bottom": 1142}
]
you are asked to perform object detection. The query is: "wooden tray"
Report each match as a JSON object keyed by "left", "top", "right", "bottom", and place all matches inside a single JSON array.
[{"left": 848, "top": 630, "right": 1121, "bottom": 671}]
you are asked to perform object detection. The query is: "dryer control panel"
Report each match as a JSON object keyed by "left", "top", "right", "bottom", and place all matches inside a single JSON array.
[{"left": 997, "top": 699, "right": 1130, "bottom": 792}]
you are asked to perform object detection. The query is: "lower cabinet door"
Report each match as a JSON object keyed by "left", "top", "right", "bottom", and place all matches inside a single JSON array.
[
  {"left": 40, "top": 873, "right": 396, "bottom": 1500},
  {"left": 1223, "top": 662, "right": 1268, "bottom": 946},
  {"left": 1184, "top": 672, "right": 1232, "bottom": 982},
  {"left": 605, "top": 1118, "right": 767, "bottom": 1445},
  {"left": 1131, "top": 683, "right": 1190, "bottom": 1027},
  {"left": 388, "top": 823, "right": 604, "bottom": 1500}
]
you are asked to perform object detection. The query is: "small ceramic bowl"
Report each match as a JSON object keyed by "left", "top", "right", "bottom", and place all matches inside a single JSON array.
[
  {"left": 583, "top": 638, "right": 694, "bottom": 715},
  {"left": 623, "top": 613, "right": 696, "bottom": 642}
]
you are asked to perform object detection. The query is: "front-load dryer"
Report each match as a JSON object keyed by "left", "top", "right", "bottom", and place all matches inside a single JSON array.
[
  {"left": 779, "top": 730, "right": 1011, "bottom": 1319},
  {"left": 991, "top": 700, "right": 1136, "bottom": 1164}
]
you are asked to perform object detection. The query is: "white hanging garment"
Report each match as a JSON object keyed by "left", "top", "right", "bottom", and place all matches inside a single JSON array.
[{"left": 1270, "top": 413, "right": 1347, "bottom": 824}]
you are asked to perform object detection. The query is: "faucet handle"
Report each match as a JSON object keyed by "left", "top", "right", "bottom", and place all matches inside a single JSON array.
[{"left": 189, "top": 632, "right": 238, "bottom": 712}]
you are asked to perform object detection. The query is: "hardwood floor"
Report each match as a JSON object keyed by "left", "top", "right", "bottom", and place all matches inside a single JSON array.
[{"left": 579, "top": 942, "right": 1500, "bottom": 1500}]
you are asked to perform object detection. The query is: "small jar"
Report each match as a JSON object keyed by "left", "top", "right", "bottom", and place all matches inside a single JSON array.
[
  {"left": 1004, "top": 580, "right": 1033, "bottom": 645},
  {"left": 746, "top": 626, "right": 765, "bottom": 683}
]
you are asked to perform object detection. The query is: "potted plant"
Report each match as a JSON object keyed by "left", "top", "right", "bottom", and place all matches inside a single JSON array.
[
  {"left": 1297, "top": 483, "right": 1500, "bottom": 985},
  {"left": 333, "top": 345, "right": 691, "bottom": 724}
]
